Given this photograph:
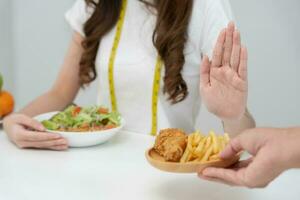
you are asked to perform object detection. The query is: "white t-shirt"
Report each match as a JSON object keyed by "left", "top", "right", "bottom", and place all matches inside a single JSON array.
[{"left": 65, "top": 0, "right": 233, "bottom": 134}]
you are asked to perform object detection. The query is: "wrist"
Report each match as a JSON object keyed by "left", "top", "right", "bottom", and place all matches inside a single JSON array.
[
  {"left": 222, "top": 107, "right": 250, "bottom": 123},
  {"left": 222, "top": 108, "right": 256, "bottom": 137},
  {"left": 222, "top": 108, "right": 248, "bottom": 128},
  {"left": 277, "top": 128, "right": 300, "bottom": 170}
]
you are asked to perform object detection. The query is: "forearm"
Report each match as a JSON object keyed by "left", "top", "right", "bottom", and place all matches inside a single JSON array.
[
  {"left": 223, "top": 108, "right": 256, "bottom": 137},
  {"left": 19, "top": 90, "right": 73, "bottom": 117},
  {"left": 280, "top": 127, "right": 300, "bottom": 169}
]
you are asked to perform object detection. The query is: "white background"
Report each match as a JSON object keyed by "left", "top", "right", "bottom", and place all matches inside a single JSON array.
[
  {"left": 0, "top": 0, "right": 13, "bottom": 92},
  {"left": 0, "top": 0, "right": 299, "bottom": 127}
]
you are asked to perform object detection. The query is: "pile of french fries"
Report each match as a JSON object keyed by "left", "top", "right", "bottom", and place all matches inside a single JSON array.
[{"left": 180, "top": 131, "right": 230, "bottom": 163}]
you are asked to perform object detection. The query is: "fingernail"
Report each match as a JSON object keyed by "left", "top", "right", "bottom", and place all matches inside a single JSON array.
[
  {"left": 61, "top": 140, "right": 68, "bottom": 145},
  {"left": 202, "top": 168, "right": 211, "bottom": 176}
]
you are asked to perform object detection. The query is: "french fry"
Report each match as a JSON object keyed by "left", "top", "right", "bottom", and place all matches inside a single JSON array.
[
  {"left": 190, "top": 133, "right": 199, "bottom": 161},
  {"left": 209, "top": 154, "right": 220, "bottom": 161},
  {"left": 209, "top": 154, "right": 220, "bottom": 160},
  {"left": 191, "top": 134, "right": 198, "bottom": 147},
  {"left": 194, "top": 137, "right": 205, "bottom": 155},
  {"left": 193, "top": 133, "right": 202, "bottom": 146},
  {"left": 180, "top": 146, "right": 190, "bottom": 163},
  {"left": 187, "top": 134, "right": 194, "bottom": 152},
  {"left": 193, "top": 142, "right": 205, "bottom": 161},
  {"left": 178, "top": 131, "right": 230, "bottom": 163},
  {"left": 201, "top": 145, "right": 213, "bottom": 162},
  {"left": 204, "top": 136, "right": 211, "bottom": 151},
  {"left": 181, "top": 134, "right": 193, "bottom": 163},
  {"left": 218, "top": 136, "right": 224, "bottom": 151},
  {"left": 187, "top": 151, "right": 194, "bottom": 162},
  {"left": 210, "top": 131, "right": 219, "bottom": 154}
]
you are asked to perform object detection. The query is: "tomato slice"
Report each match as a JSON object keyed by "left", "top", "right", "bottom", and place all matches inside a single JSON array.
[
  {"left": 104, "top": 124, "right": 117, "bottom": 130},
  {"left": 98, "top": 107, "right": 109, "bottom": 114},
  {"left": 72, "top": 106, "right": 82, "bottom": 117}
]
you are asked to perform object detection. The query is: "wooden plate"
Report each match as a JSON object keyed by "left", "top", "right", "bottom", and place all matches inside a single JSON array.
[{"left": 145, "top": 148, "right": 241, "bottom": 173}]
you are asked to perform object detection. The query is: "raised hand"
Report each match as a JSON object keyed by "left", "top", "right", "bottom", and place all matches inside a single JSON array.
[{"left": 200, "top": 22, "right": 248, "bottom": 121}]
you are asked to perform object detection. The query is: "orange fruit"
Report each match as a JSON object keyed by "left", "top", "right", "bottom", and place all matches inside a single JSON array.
[{"left": 0, "top": 91, "right": 14, "bottom": 117}]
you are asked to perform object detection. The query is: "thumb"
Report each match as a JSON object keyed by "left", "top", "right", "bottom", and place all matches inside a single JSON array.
[
  {"left": 16, "top": 114, "right": 45, "bottom": 131},
  {"left": 200, "top": 55, "right": 211, "bottom": 87},
  {"left": 220, "top": 129, "right": 266, "bottom": 159},
  {"left": 220, "top": 136, "right": 244, "bottom": 159}
]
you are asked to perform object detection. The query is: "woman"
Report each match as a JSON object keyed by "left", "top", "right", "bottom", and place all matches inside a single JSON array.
[{"left": 3, "top": 0, "right": 255, "bottom": 150}]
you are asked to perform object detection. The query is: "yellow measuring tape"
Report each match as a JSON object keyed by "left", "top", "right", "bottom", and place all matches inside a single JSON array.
[
  {"left": 151, "top": 58, "right": 163, "bottom": 136},
  {"left": 108, "top": 0, "right": 162, "bottom": 136},
  {"left": 108, "top": 0, "right": 128, "bottom": 112}
]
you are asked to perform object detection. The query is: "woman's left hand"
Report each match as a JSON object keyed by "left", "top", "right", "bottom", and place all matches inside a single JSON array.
[{"left": 200, "top": 22, "right": 248, "bottom": 121}]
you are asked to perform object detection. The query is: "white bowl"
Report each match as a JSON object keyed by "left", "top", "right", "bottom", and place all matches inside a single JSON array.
[{"left": 35, "top": 112, "right": 125, "bottom": 148}]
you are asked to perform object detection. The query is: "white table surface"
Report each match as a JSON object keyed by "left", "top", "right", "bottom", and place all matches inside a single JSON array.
[{"left": 0, "top": 129, "right": 300, "bottom": 200}]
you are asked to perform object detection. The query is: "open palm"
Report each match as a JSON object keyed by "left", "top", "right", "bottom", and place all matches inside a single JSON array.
[{"left": 200, "top": 22, "right": 248, "bottom": 121}]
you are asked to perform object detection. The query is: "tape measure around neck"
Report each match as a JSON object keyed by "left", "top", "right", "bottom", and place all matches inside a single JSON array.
[
  {"left": 108, "top": 0, "right": 162, "bottom": 136},
  {"left": 151, "top": 57, "right": 163, "bottom": 136},
  {"left": 108, "top": 0, "right": 128, "bottom": 112}
]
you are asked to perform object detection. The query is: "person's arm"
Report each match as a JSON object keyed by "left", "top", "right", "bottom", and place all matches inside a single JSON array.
[
  {"left": 3, "top": 32, "right": 84, "bottom": 150},
  {"left": 20, "top": 32, "right": 83, "bottom": 117},
  {"left": 198, "top": 127, "right": 300, "bottom": 188},
  {"left": 280, "top": 127, "right": 300, "bottom": 168},
  {"left": 223, "top": 108, "right": 256, "bottom": 137},
  {"left": 200, "top": 22, "right": 255, "bottom": 137}
]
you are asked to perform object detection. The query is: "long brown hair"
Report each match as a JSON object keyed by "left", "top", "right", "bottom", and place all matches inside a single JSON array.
[{"left": 80, "top": 0, "right": 193, "bottom": 103}]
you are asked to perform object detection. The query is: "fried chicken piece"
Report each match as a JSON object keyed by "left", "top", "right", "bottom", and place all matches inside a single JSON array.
[{"left": 154, "top": 128, "right": 187, "bottom": 162}]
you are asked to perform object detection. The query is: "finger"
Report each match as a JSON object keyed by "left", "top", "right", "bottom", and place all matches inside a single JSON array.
[
  {"left": 231, "top": 157, "right": 253, "bottom": 169},
  {"left": 221, "top": 129, "right": 268, "bottom": 160},
  {"left": 16, "top": 115, "right": 45, "bottom": 131},
  {"left": 20, "top": 138, "right": 68, "bottom": 149},
  {"left": 48, "top": 145, "right": 68, "bottom": 151},
  {"left": 18, "top": 130, "right": 62, "bottom": 142},
  {"left": 238, "top": 46, "right": 248, "bottom": 81},
  {"left": 222, "top": 22, "right": 235, "bottom": 66},
  {"left": 211, "top": 29, "right": 226, "bottom": 68},
  {"left": 200, "top": 55, "right": 211, "bottom": 87},
  {"left": 219, "top": 137, "right": 244, "bottom": 159},
  {"left": 202, "top": 167, "right": 242, "bottom": 186},
  {"left": 230, "top": 30, "right": 241, "bottom": 72},
  {"left": 198, "top": 173, "right": 237, "bottom": 186}
]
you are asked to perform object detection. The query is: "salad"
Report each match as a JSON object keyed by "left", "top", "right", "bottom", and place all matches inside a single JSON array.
[{"left": 41, "top": 105, "right": 121, "bottom": 132}]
